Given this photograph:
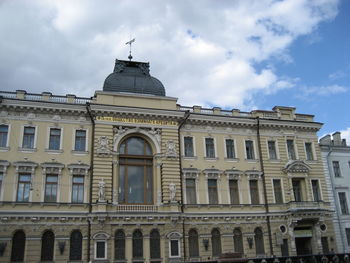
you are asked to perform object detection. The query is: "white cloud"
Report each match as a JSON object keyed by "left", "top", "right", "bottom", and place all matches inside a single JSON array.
[
  {"left": 301, "top": 85, "right": 347, "bottom": 96},
  {"left": 340, "top": 127, "right": 350, "bottom": 144},
  {"left": 0, "top": 0, "right": 340, "bottom": 108}
]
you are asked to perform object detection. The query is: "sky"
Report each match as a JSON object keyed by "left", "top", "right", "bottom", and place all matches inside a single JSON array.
[{"left": 0, "top": 0, "right": 349, "bottom": 141}]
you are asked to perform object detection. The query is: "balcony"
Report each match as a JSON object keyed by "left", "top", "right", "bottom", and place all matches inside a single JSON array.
[
  {"left": 115, "top": 204, "right": 158, "bottom": 212},
  {"left": 287, "top": 201, "right": 330, "bottom": 212}
]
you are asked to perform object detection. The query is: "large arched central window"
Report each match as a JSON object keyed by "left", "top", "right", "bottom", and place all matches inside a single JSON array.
[{"left": 119, "top": 136, "right": 153, "bottom": 204}]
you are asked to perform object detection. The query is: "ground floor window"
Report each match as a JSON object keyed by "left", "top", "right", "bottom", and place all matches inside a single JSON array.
[
  {"left": 95, "top": 240, "right": 107, "bottom": 259},
  {"left": 11, "top": 230, "right": 25, "bottom": 262}
]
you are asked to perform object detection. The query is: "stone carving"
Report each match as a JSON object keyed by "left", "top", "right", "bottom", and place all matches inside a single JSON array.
[
  {"left": 157, "top": 190, "right": 162, "bottom": 205},
  {"left": 138, "top": 63, "right": 150, "bottom": 75},
  {"left": 112, "top": 189, "right": 118, "bottom": 205},
  {"left": 283, "top": 160, "right": 310, "bottom": 173},
  {"left": 114, "top": 61, "right": 126, "bottom": 73},
  {"left": 166, "top": 140, "right": 177, "bottom": 157},
  {"left": 169, "top": 183, "right": 176, "bottom": 202},
  {"left": 27, "top": 113, "right": 35, "bottom": 119},
  {"left": 98, "top": 179, "right": 106, "bottom": 202},
  {"left": 149, "top": 128, "right": 161, "bottom": 145},
  {"left": 97, "top": 136, "right": 110, "bottom": 155}
]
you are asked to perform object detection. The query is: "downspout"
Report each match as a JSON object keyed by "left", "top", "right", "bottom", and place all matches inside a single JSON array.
[
  {"left": 178, "top": 110, "right": 191, "bottom": 261},
  {"left": 86, "top": 102, "right": 95, "bottom": 262},
  {"left": 326, "top": 147, "right": 345, "bottom": 252},
  {"left": 256, "top": 117, "right": 274, "bottom": 256}
]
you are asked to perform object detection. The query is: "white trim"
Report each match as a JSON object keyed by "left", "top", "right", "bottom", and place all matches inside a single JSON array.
[
  {"left": 168, "top": 239, "right": 181, "bottom": 258},
  {"left": 94, "top": 240, "right": 107, "bottom": 260},
  {"left": 182, "top": 135, "right": 196, "bottom": 158}
]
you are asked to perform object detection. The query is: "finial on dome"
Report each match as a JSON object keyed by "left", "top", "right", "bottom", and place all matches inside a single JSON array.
[{"left": 125, "top": 38, "right": 135, "bottom": 61}]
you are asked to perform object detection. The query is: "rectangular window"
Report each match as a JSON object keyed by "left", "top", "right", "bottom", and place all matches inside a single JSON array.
[
  {"left": 72, "top": 176, "right": 84, "bottom": 203},
  {"left": 22, "top": 127, "right": 35, "bottom": 149},
  {"left": 321, "top": 237, "right": 329, "bottom": 254},
  {"left": 49, "top": 128, "right": 61, "bottom": 150},
  {"left": 0, "top": 172, "right": 3, "bottom": 197},
  {"left": 268, "top": 141, "right": 277, "bottom": 160},
  {"left": 305, "top": 142, "right": 314, "bottom": 160},
  {"left": 205, "top": 138, "right": 215, "bottom": 158},
  {"left": 245, "top": 140, "right": 255, "bottom": 160},
  {"left": 249, "top": 180, "right": 259, "bottom": 204},
  {"left": 208, "top": 179, "right": 218, "bottom": 204},
  {"left": 346, "top": 228, "right": 350, "bottom": 246},
  {"left": 333, "top": 161, "right": 341, "bottom": 177},
  {"left": 170, "top": 240, "right": 180, "bottom": 257},
  {"left": 0, "top": 125, "right": 8, "bottom": 147},
  {"left": 339, "top": 192, "right": 349, "bottom": 215},
  {"left": 229, "top": 179, "right": 239, "bottom": 204},
  {"left": 184, "top": 137, "right": 194, "bottom": 157},
  {"left": 17, "top": 174, "right": 31, "bottom": 202},
  {"left": 287, "top": 139, "right": 296, "bottom": 160},
  {"left": 273, "top": 179, "right": 283, "bottom": 203},
  {"left": 311, "top": 180, "right": 321, "bottom": 201},
  {"left": 74, "top": 130, "right": 86, "bottom": 151},
  {"left": 186, "top": 179, "right": 197, "bottom": 204},
  {"left": 96, "top": 241, "right": 106, "bottom": 259},
  {"left": 281, "top": 239, "right": 289, "bottom": 257},
  {"left": 292, "top": 179, "right": 303, "bottom": 202},
  {"left": 44, "top": 175, "right": 58, "bottom": 202},
  {"left": 226, "top": 139, "right": 236, "bottom": 159}
]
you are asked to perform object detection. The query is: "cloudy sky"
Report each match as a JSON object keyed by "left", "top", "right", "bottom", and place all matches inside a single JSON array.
[{"left": 0, "top": 0, "right": 349, "bottom": 140}]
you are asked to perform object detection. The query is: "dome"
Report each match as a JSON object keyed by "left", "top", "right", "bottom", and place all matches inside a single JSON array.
[{"left": 103, "top": 59, "right": 166, "bottom": 96}]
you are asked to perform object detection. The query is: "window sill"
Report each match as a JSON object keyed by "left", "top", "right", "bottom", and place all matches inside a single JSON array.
[
  {"left": 0, "top": 147, "right": 9, "bottom": 152},
  {"left": 245, "top": 159, "right": 259, "bottom": 163},
  {"left": 204, "top": 157, "right": 218, "bottom": 161},
  {"left": 182, "top": 156, "right": 198, "bottom": 160},
  {"left": 268, "top": 159, "right": 280, "bottom": 163},
  {"left": 71, "top": 150, "right": 89, "bottom": 155},
  {"left": 18, "top": 147, "right": 37, "bottom": 152},
  {"left": 45, "top": 149, "right": 63, "bottom": 154},
  {"left": 225, "top": 157, "right": 239, "bottom": 162}
]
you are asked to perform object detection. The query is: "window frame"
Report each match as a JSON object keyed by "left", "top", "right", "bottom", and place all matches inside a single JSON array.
[
  {"left": 249, "top": 179, "right": 260, "bottom": 205},
  {"left": 211, "top": 228, "right": 222, "bottom": 258},
  {"left": 207, "top": 178, "right": 219, "bottom": 204},
  {"left": 272, "top": 179, "right": 284, "bottom": 204},
  {"left": 185, "top": 178, "right": 197, "bottom": 204},
  {"left": 73, "top": 128, "right": 88, "bottom": 152},
  {"left": 71, "top": 175, "right": 85, "bottom": 203},
  {"left": 229, "top": 179, "right": 240, "bottom": 205},
  {"left": 95, "top": 240, "right": 107, "bottom": 260},
  {"left": 0, "top": 124, "right": 9, "bottom": 148},
  {"left": 69, "top": 230, "right": 83, "bottom": 261},
  {"left": 16, "top": 173, "right": 31, "bottom": 202},
  {"left": 21, "top": 126, "right": 37, "bottom": 150},
  {"left": 225, "top": 138, "right": 237, "bottom": 159},
  {"left": 44, "top": 174, "right": 58, "bottom": 203},
  {"left": 311, "top": 179, "right": 322, "bottom": 202},
  {"left": 188, "top": 229, "right": 199, "bottom": 258},
  {"left": 47, "top": 127, "right": 62, "bottom": 151},
  {"left": 204, "top": 137, "right": 216, "bottom": 159},
  {"left": 346, "top": 228, "right": 350, "bottom": 246},
  {"left": 114, "top": 229, "right": 126, "bottom": 260},
  {"left": 245, "top": 140, "right": 256, "bottom": 160},
  {"left": 267, "top": 140, "right": 278, "bottom": 160},
  {"left": 338, "top": 192, "right": 349, "bottom": 215},
  {"left": 183, "top": 136, "right": 195, "bottom": 158},
  {"left": 304, "top": 142, "right": 314, "bottom": 161},
  {"left": 286, "top": 139, "right": 297, "bottom": 160},
  {"left": 333, "top": 161, "right": 341, "bottom": 177}
]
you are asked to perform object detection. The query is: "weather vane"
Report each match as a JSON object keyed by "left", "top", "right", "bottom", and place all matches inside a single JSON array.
[{"left": 125, "top": 38, "right": 135, "bottom": 61}]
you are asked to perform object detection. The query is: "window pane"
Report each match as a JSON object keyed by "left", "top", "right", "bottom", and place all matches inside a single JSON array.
[
  {"left": 346, "top": 228, "right": 350, "bottom": 246},
  {"left": 127, "top": 166, "right": 145, "bottom": 203},
  {"left": 339, "top": 192, "right": 349, "bottom": 214},
  {"left": 312, "top": 180, "right": 321, "bottom": 201},
  {"left": 11, "top": 230, "right": 26, "bottom": 262},
  {"left": 127, "top": 137, "right": 146, "bottom": 155},
  {"left": 75, "top": 130, "right": 86, "bottom": 151},
  {"left": 0, "top": 125, "right": 8, "bottom": 147},
  {"left": 211, "top": 229, "right": 221, "bottom": 257},
  {"left": 333, "top": 161, "right": 341, "bottom": 177},
  {"left": 49, "top": 128, "right": 61, "bottom": 150},
  {"left": 72, "top": 176, "right": 84, "bottom": 203},
  {"left": 189, "top": 229, "right": 199, "bottom": 257},
  {"left": 115, "top": 230, "right": 125, "bottom": 260},
  {"left": 132, "top": 230, "right": 143, "bottom": 259},
  {"left": 229, "top": 180, "right": 239, "bottom": 204},
  {"left": 41, "top": 231, "right": 55, "bottom": 261},
  {"left": 208, "top": 179, "right": 218, "bottom": 204},
  {"left": 254, "top": 228, "right": 265, "bottom": 255},
  {"left": 170, "top": 240, "right": 179, "bottom": 256},
  {"left": 17, "top": 174, "right": 31, "bottom": 202},
  {"left": 246, "top": 140, "right": 255, "bottom": 159},
  {"left": 70, "top": 230, "right": 82, "bottom": 260},
  {"left": 249, "top": 180, "right": 259, "bottom": 204},
  {"left": 292, "top": 180, "right": 303, "bottom": 202},
  {"left": 205, "top": 138, "right": 215, "bottom": 158},
  {"left": 150, "top": 230, "right": 160, "bottom": 259},
  {"left": 184, "top": 137, "right": 194, "bottom": 157},
  {"left": 273, "top": 179, "right": 283, "bottom": 203},
  {"left": 226, "top": 139, "right": 235, "bottom": 159},
  {"left": 287, "top": 140, "right": 296, "bottom": 160},
  {"left": 23, "top": 127, "right": 35, "bottom": 148},
  {"left": 186, "top": 179, "right": 197, "bottom": 204},
  {"left": 233, "top": 229, "right": 244, "bottom": 254},
  {"left": 268, "top": 141, "right": 277, "bottom": 159},
  {"left": 305, "top": 142, "right": 313, "bottom": 160},
  {"left": 96, "top": 241, "right": 106, "bottom": 258}
]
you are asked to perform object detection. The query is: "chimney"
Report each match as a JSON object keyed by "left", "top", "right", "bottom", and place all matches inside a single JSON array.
[
  {"left": 342, "top": 138, "right": 347, "bottom": 147},
  {"left": 319, "top": 135, "right": 331, "bottom": 145},
  {"left": 332, "top": 132, "right": 342, "bottom": 146}
]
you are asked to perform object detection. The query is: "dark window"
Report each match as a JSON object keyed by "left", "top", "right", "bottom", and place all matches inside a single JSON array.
[
  {"left": 0, "top": 125, "right": 8, "bottom": 147},
  {"left": 333, "top": 161, "right": 341, "bottom": 177},
  {"left": 346, "top": 228, "right": 350, "bottom": 246},
  {"left": 150, "top": 229, "right": 160, "bottom": 259},
  {"left": 132, "top": 230, "right": 143, "bottom": 259},
  {"left": 281, "top": 239, "right": 289, "bottom": 257},
  {"left": 254, "top": 228, "right": 265, "bottom": 256},
  {"left": 321, "top": 237, "right": 329, "bottom": 254},
  {"left": 188, "top": 229, "right": 199, "bottom": 257},
  {"left": 74, "top": 130, "right": 86, "bottom": 151},
  {"left": 205, "top": 138, "right": 215, "bottom": 158},
  {"left": 17, "top": 173, "right": 31, "bottom": 202},
  {"left": 170, "top": 240, "right": 179, "bottom": 257},
  {"left": 0, "top": 172, "right": 3, "bottom": 197},
  {"left": 305, "top": 142, "right": 314, "bottom": 160},
  {"left": 245, "top": 140, "right": 255, "bottom": 159},
  {"left": 186, "top": 178, "right": 197, "bottom": 204},
  {"left": 115, "top": 230, "right": 125, "bottom": 260},
  {"left": 208, "top": 179, "right": 218, "bottom": 204},
  {"left": 273, "top": 179, "right": 283, "bottom": 203},
  {"left": 339, "top": 192, "right": 349, "bottom": 214},
  {"left": 287, "top": 140, "right": 296, "bottom": 160},
  {"left": 249, "top": 180, "right": 259, "bottom": 204},
  {"left": 312, "top": 180, "right": 321, "bottom": 201},
  {"left": 211, "top": 228, "right": 222, "bottom": 257},
  {"left": 41, "top": 230, "right": 55, "bottom": 261},
  {"left": 226, "top": 139, "right": 235, "bottom": 159},
  {"left": 268, "top": 141, "right": 277, "bottom": 159},
  {"left": 44, "top": 174, "right": 58, "bottom": 202},
  {"left": 72, "top": 176, "right": 84, "bottom": 203},
  {"left": 292, "top": 179, "right": 303, "bottom": 202},
  {"left": 11, "top": 230, "right": 25, "bottom": 262},
  {"left": 22, "top": 127, "right": 35, "bottom": 148},
  {"left": 233, "top": 228, "right": 244, "bottom": 254},
  {"left": 184, "top": 137, "right": 194, "bottom": 157},
  {"left": 96, "top": 241, "right": 106, "bottom": 259},
  {"left": 119, "top": 137, "right": 153, "bottom": 204},
  {"left": 69, "top": 230, "right": 82, "bottom": 260},
  {"left": 229, "top": 179, "right": 239, "bottom": 204},
  {"left": 49, "top": 128, "right": 61, "bottom": 150}
]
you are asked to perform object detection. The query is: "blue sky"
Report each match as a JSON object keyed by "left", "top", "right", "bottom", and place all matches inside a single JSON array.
[{"left": 0, "top": 0, "right": 348, "bottom": 140}]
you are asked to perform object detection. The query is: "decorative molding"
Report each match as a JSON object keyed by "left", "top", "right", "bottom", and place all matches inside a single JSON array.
[
  {"left": 96, "top": 136, "right": 111, "bottom": 156},
  {"left": 67, "top": 163, "right": 90, "bottom": 176},
  {"left": 283, "top": 160, "right": 310, "bottom": 173},
  {"left": 41, "top": 162, "right": 65, "bottom": 175},
  {"left": 165, "top": 140, "right": 177, "bottom": 157}
]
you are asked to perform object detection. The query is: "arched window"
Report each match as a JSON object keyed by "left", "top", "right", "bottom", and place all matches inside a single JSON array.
[
  {"left": 188, "top": 229, "right": 199, "bottom": 258},
  {"left": 11, "top": 230, "right": 25, "bottom": 262},
  {"left": 69, "top": 230, "right": 82, "bottom": 260},
  {"left": 133, "top": 229, "right": 143, "bottom": 259},
  {"left": 41, "top": 230, "right": 55, "bottom": 261},
  {"left": 115, "top": 230, "right": 125, "bottom": 260},
  {"left": 254, "top": 227, "right": 265, "bottom": 255},
  {"left": 119, "top": 137, "right": 153, "bottom": 204},
  {"left": 211, "top": 228, "right": 222, "bottom": 257},
  {"left": 233, "top": 228, "right": 244, "bottom": 254},
  {"left": 150, "top": 229, "right": 161, "bottom": 259}
]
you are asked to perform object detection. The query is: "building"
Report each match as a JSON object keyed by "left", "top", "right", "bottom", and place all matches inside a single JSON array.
[
  {"left": 320, "top": 132, "right": 350, "bottom": 253},
  {"left": 0, "top": 58, "right": 335, "bottom": 262}
]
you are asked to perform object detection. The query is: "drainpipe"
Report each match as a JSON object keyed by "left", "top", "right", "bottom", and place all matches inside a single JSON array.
[
  {"left": 86, "top": 102, "right": 95, "bottom": 262},
  {"left": 177, "top": 110, "right": 191, "bottom": 261},
  {"left": 326, "top": 147, "right": 345, "bottom": 252},
  {"left": 256, "top": 117, "right": 274, "bottom": 256}
]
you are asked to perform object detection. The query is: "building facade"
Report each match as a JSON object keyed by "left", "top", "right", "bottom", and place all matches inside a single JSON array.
[
  {"left": 0, "top": 59, "right": 335, "bottom": 262},
  {"left": 320, "top": 132, "right": 350, "bottom": 253}
]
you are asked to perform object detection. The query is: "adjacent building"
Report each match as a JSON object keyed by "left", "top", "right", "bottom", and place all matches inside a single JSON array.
[
  {"left": 0, "top": 59, "right": 335, "bottom": 262},
  {"left": 320, "top": 132, "right": 350, "bottom": 253}
]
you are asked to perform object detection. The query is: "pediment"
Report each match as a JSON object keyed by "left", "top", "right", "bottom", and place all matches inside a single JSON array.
[{"left": 283, "top": 160, "right": 310, "bottom": 173}]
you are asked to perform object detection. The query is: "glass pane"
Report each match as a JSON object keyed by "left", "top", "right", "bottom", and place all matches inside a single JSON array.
[
  {"left": 46, "top": 175, "right": 58, "bottom": 183},
  {"left": 170, "top": 240, "right": 179, "bottom": 256},
  {"left": 73, "top": 176, "right": 84, "bottom": 183},
  {"left": 119, "top": 165, "right": 125, "bottom": 202},
  {"left": 147, "top": 166, "right": 153, "bottom": 203},
  {"left": 184, "top": 137, "right": 194, "bottom": 157},
  {"left": 20, "top": 175, "right": 31, "bottom": 182},
  {"left": 70, "top": 231, "right": 82, "bottom": 260},
  {"left": 119, "top": 142, "right": 126, "bottom": 154},
  {"left": 127, "top": 137, "right": 146, "bottom": 155},
  {"left": 96, "top": 241, "right": 105, "bottom": 258},
  {"left": 128, "top": 166, "right": 144, "bottom": 203}
]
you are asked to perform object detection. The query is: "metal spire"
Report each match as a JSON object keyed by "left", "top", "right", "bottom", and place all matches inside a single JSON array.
[{"left": 125, "top": 38, "right": 135, "bottom": 61}]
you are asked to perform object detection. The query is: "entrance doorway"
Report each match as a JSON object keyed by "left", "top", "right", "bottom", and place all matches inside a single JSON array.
[{"left": 295, "top": 237, "right": 312, "bottom": 255}]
